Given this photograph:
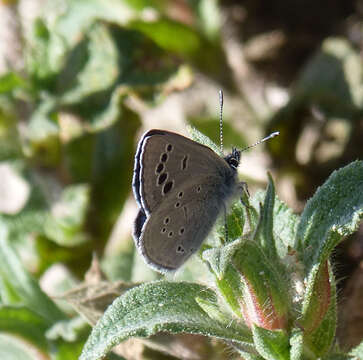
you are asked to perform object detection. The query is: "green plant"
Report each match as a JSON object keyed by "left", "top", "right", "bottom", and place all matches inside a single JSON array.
[
  {"left": 75, "top": 130, "right": 363, "bottom": 360},
  {"left": 0, "top": 1, "right": 362, "bottom": 359}
]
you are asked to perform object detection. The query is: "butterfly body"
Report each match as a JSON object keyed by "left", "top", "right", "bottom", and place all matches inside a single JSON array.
[{"left": 132, "top": 129, "right": 241, "bottom": 272}]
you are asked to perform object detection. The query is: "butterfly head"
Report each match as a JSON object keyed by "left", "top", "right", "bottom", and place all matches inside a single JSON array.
[{"left": 224, "top": 147, "right": 241, "bottom": 170}]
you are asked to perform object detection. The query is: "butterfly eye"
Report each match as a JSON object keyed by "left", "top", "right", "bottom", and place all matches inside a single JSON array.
[{"left": 229, "top": 158, "right": 239, "bottom": 169}]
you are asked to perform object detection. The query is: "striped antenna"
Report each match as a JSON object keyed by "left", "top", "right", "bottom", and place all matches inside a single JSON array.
[
  {"left": 219, "top": 90, "right": 224, "bottom": 153},
  {"left": 241, "top": 132, "right": 280, "bottom": 152}
]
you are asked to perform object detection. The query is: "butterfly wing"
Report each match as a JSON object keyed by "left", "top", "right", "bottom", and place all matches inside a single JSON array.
[
  {"left": 133, "top": 129, "right": 230, "bottom": 216},
  {"left": 136, "top": 176, "right": 226, "bottom": 271}
]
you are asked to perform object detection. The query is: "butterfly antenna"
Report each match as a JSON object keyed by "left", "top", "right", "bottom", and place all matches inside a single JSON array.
[
  {"left": 219, "top": 90, "right": 224, "bottom": 153},
  {"left": 241, "top": 131, "right": 280, "bottom": 152}
]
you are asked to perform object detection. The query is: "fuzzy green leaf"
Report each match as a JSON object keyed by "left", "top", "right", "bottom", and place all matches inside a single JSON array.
[
  {"left": 252, "top": 326, "right": 290, "bottom": 360},
  {"left": 253, "top": 174, "right": 278, "bottom": 259},
  {"left": 214, "top": 266, "right": 244, "bottom": 318},
  {"left": 217, "top": 201, "right": 245, "bottom": 243},
  {"left": 350, "top": 341, "right": 363, "bottom": 359},
  {"left": 80, "top": 281, "right": 252, "bottom": 360},
  {"left": 296, "top": 161, "right": 363, "bottom": 271},
  {"left": 187, "top": 125, "right": 223, "bottom": 156},
  {"left": 289, "top": 328, "right": 304, "bottom": 360},
  {"left": 202, "top": 238, "right": 243, "bottom": 279},
  {"left": 251, "top": 190, "right": 299, "bottom": 259}
]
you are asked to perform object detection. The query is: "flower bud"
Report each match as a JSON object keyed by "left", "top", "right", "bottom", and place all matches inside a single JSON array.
[
  {"left": 219, "top": 240, "right": 289, "bottom": 330},
  {"left": 301, "top": 261, "right": 331, "bottom": 333}
]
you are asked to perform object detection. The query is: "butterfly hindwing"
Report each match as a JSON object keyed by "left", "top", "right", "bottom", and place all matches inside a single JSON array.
[{"left": 138, "top": 176, "right": 224, "bottom": 271}]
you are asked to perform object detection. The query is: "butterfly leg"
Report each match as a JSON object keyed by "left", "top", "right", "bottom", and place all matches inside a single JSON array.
[{"left": 223, "top": 203, "right": 229, "bottom": 243}]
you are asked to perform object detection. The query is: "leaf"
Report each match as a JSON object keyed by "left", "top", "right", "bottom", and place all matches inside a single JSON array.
[
  {"left": 289, "top": 328, "right": 304, "bottom": 360},
  {"left": 26, "top": 97, "right": 61, "bottom": 166},
  {"left": 26, "top": 18, "right": 65, "bottom": 90},
  {"left": 0, "top": 101, "right": 22, "bottom": 161},
  {"left": 0, "top": 306, "right": 49, "bottom": 350},
  {"left": 188, "top": 117, "right": 247, "bottom": 151},
  {"left": 54, "top": 0, "right": 136, "bottom": 46},
  {"left": 0, "top": 333, "right": 45, "bottom": 360},
  {"left": 252, "top": 325, "right": 290, "bottom": 360},
  {"left": 304, "top": 262, "right": 337, "bottom": 357},
  {"left": 251, "top": 190, "right": 299, "bottom": 259},
  {"left": 296, "top": 161, "right": 363, "bottom": 272},
  {"left": 232, "top": 343, "right": 265, "bottom": 360},
  {"left": 0, "top": 226, "right": 64, "bottom": 324},
  {"left": 46, "top": 316, "right": 88, "bottom": 342},
  {"left": 295, "top": 38, "right": 363, "bottom": 116},
  {"left": 350, "top": 341, "right": 363, "bottom": 359},
  {"left": 202, "top": 238, "right": 243, "bottom": 280},
  {"left": 187, "top": 125, "right": 223, "bottom": 156},
  {"left": 214, "top": 265, "right": 244, "bottom": 318},
  {"left": 80, "top": 281, "right": 252, "bottom": 360},
  {"left": 197, "top": 0, "right": 221, "bottom": 41},
  {"left": 128, "top": 18, "right": 201, "bottom": 56},
  {"left": 254, "top": 174, "right": 278, "bottom": 260},
  {"left": 216, "top": 201, "right": 245, "bottom": 243},
  {"left": 53, "top": 339, "right": 87, "bottom": 360},
  {"left": 58, "top": 22, "right": 119, "bottom": 106},
  {"left": 0, "top": 73, "right": 28, "bottom": 94},
  {"left": 44, "top": 184, "right": 90, "bottom": 247}
]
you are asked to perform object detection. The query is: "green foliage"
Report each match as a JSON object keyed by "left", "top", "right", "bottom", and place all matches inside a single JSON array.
[
  {"left": 0, "top": 1, "right": 362, "bottom": 359},
  {"left": 80, "top": 281, "right": 252, "bottom": 360},
  {"left": 79, "top": 136, "right": 363, "bottom": 359}
]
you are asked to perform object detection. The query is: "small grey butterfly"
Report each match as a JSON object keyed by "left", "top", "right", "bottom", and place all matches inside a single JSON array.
[{"left": 132, "top": 93, "right": 278, "bottom": 273}]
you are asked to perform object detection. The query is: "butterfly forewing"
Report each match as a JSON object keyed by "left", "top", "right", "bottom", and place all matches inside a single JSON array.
[{"left": 134, "top": 130, "right": 229, "bottom": 215}]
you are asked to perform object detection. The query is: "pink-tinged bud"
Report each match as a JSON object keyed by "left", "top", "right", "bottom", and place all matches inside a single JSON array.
[
  {"left": 301, "top": 261, "right": 331, "bottom": 333},
  {"left": 238, "top": 274, "right": 287, "bottom": 330},
  {"left": 218, "top": 241, "right": 289, "bottom": 330}
]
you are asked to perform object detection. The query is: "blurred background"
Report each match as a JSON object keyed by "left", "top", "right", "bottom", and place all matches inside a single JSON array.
[{"left": 0, "top": 0, "right": 362, "bottom": 358}]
